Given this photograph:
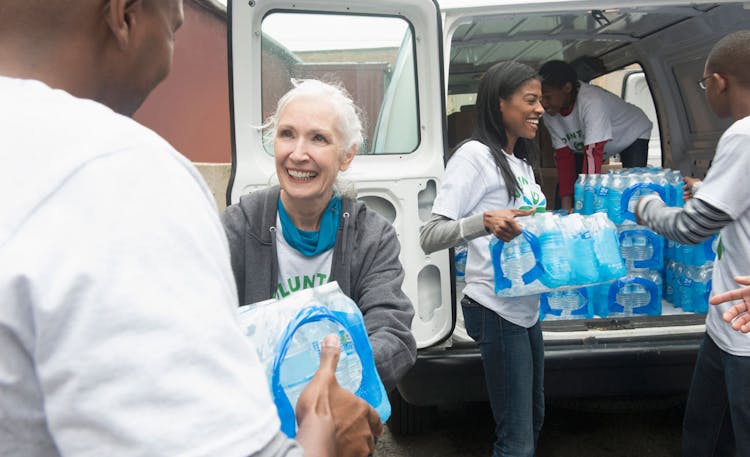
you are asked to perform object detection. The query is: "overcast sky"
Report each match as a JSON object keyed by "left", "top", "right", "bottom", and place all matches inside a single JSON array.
[
  {"left": 214, "top": 1, "right": 409, "bottom": 51},
  {"left": 263, "top": 14, "right": 408, "bottom": 51}
]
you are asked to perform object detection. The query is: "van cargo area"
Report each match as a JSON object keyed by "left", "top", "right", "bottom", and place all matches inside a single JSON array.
[{"left": 228, "top": 0, "right": 750, "bottom": 435}]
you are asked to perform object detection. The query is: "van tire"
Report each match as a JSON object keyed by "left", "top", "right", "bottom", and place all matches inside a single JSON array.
[{"left": 387, "top": 390, "right": 434, "bottom": 436}]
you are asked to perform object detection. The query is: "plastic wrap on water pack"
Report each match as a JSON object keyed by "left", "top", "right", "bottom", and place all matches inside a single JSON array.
[
  {"left": 237, "top": 281, "right": 390, "bottom": 438},
  {"left": 490, "top": 212, "right": 626, "bottom": 297}
]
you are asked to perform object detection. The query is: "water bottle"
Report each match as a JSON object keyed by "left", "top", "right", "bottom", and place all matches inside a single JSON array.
[
  {"left": 574, "top": 174, "right": 585, "bottom": 213},
  {"left": 619, "top": 226, "right": 664, "bottom": 271},
  {"left": 665, "top": 238, "right": 677, "bottom": 263},
  {"left": 631, "top": 234, "right": 651, "bottom": 268},
  {"left": 538, "top": 214, "right": 572, "bottom": 288},
  {"left": 614, "top": 282, "right": 645, "bottom": 316},
  {"left": 239, "top": 283, "right": 390, "bottom": 438},
  {"left": 493, "top": 234, "right": 536, "bottom": 291},
  {"left": 667, "top": 169, "right": 684, "bottom": 207},
  {"left": 588, "top": 213, "right": 626, "bottom": 281},
  {"left": 540, "top": 288, "right": 590, "bottom": 320},
  {"left": 690, "top": 264, "right": 712, "bottom": 313},
  {"left": 654, "top": 169, "right": 669, "bottom": 199},
  {"left": 582, "top": 174, "right": 596, "bottom": 215},
  {"left": 619, "top": 229, "right": 642, "bottom": 269},
  {"left": 664, "top": 260, "right": 676, "bottom": 304},
  {"left": 590, "top": 282, "right": 612, "bottom": 317},
  {"left": 607, "top": 172, "right": 627, "bottom": 224},
  {"left": 279, "top": 317, "right": 363, "bottom": 411},
  {"left": 610, "top": 272, "right": 662, "bottom": 316},
  {"left": 670, "top": 262, "right": 685, "bottom": 309},
  {"left": 679, "top": 265, "right": 701, "bottom": 312},
  {"left": 593, "top": 174, "right": 609, "bottom": 214},
  {"left": 675, "top": 243, "right": 695, "bottom": 265},
  {"left": 564, "top": 214, "right": 599, "bottom": 285}
]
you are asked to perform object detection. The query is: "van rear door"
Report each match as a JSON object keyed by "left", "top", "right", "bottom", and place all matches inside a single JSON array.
[{"left": 227, "top": 0, "right": 453, "bottom": 348}]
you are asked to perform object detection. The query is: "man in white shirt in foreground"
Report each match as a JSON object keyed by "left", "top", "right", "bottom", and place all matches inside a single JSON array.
[{"left": 0, "top": 1, "right": 382, "bottom": 456}]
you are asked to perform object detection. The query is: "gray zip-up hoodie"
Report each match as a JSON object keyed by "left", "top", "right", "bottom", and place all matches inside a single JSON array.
[{"left": 221, "top": 186, "right": 417, "bottom": 391}]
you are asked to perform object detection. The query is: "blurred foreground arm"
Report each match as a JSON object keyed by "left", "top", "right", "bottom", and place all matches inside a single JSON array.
[{"left": 295, "top": 334, "right": 383, "bottom": 457}]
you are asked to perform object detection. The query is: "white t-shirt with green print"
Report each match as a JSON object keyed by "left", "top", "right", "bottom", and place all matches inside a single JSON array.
[
  {"left": 274, "top": 214, "right": 333, "bottom": 300},
  {"left": 431, "top": 140, "right": 545, "bottom": 328},
  {"left": 694, "top": 115, "right": 750, "bottom": 356}
]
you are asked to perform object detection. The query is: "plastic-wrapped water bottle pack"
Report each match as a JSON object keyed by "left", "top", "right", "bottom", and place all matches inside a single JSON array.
[
  {"left": 574, "top": 167, "right": 684, "bottom": 223},
  {"left": 664, "top": 235, "right": 716, "bottom": 313},
  {"left": 237, "top": 282, "right": 390, "bottom": 438},
  {"left": 569, "top": 167, "right": 714, "bottom": 317},
  {"left": 490, "top": 212, "right": 626, "bottom": 298},
  {"left": 589, "top": 269, "right": 664, "bottom": 317}
]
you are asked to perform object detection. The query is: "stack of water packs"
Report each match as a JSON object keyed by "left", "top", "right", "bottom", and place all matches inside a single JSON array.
[
  {"left": 238, "top": 282, "right": 390, "bottom": 437},
  {"left": 665, "top": 236, "right": 716, "bottom": 313},
  {"left": 574, "top": 167, "right": 714, "bottom": 318},
  {"left": 489, "top": 212, "right": 626, "bottom": 309}
]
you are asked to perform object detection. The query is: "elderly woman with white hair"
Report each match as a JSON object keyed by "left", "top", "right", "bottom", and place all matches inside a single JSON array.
[{"left": 221, "top": 79, "right": 417, "bottom": 392}]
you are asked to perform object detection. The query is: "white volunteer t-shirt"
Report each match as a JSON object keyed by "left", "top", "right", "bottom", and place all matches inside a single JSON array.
[
  {"left": 544, "top": 82, "right": 652, "bottom": 157},
  {"left": 431, "top": 141, "right": 543, "bottom": 328},
  {"left": 275, "top": 215, "right": 334, "bottom": 299},
  {"left": 694, "top": 115, "right": 750, "bottom": 356},
  {"left": 0, "top": 77, "right": 280, "bottom": 457}
]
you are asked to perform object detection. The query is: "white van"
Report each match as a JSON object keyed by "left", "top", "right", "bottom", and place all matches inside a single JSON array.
[{"left": 226, "top": 0, "right": 745, "bottom": 435}]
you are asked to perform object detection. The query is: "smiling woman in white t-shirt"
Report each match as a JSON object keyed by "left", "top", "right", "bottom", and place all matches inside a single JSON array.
[{"left": 420, "top": 61, "right": 546, "bottom": 457}]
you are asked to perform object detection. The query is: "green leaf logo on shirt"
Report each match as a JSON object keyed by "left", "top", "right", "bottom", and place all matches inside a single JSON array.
[
  {"left": 562, "top": 130, "right": 585, "bottom": 154},
  {"left": 717, "top": 235, "right": 723, "bottom": 260},
  {"left": 516, "top": 176, "right": 547, "bottom": 212}
]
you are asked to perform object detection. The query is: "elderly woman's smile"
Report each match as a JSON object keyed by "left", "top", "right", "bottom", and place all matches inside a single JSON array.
[
  {"left": 286, "top": 169, "right": 318, "bottom": 180},
  {"left": 274, "top": 96, "right": 354, "bottom": 210}
]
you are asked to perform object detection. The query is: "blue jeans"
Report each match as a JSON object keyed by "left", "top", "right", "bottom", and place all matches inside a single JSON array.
[
  {"left": 682, "top": 333, "right": 750, "bottom": 457},
  {"left": 461, "top": 296, "right": 544, "bottom": 457}
]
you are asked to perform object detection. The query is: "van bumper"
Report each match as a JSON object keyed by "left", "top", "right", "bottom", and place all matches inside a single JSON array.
[{"left": 397, "top": 331, "right": 703, "bottom": 406}]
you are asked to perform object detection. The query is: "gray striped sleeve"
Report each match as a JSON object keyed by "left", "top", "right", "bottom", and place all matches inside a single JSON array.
[
  {"left": 637, "top": 194, "right": 732, "bottom": 244},
  {"left": 419, "top": 213, "right": 487, "bottom": 254}
]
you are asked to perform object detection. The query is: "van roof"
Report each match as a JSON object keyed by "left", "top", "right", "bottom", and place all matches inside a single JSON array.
[{"left": 445, "top": 2, "right": 724, "bottom": 93}]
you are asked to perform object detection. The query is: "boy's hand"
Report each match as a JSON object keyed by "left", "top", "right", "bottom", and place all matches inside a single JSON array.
[
  {"left": 683, "top": 177, "right": 701, "bottom": 202},
  {"left": 709, "top": 276, "right": 750, "bottom": 333}
]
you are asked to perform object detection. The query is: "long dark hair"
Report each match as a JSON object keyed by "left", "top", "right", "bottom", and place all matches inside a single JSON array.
[{"left": 471, "top": 61, "right": 540, "bottom": 201}]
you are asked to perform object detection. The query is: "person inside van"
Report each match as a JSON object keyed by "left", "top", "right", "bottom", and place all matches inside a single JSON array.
[
  {"left": 539, "top": 60, "right": 653, "bottom": 211},
  {"left": 635, "top": 30, "right": 750, "bottom": 457},
  {"left": 420, "top": 61, "right": 544, "bottom": 457},
  {"left": 221, "top": 79, "right": 417, "bottom": 394},
  {"left": 0, "top": 1, "right": 382, "bottom": 456}
]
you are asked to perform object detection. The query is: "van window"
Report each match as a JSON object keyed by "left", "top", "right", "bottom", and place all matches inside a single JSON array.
[
  {"left": 261, "top": 12, "right": 419, "bottom": 155},
  {"left": 590, "top": 64, "right": 663, "bottom": 167}
]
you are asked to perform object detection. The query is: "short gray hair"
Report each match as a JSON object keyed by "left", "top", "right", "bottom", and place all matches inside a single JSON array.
[{"left": 264, "top": 79, "right": 365, "bottom": 157}]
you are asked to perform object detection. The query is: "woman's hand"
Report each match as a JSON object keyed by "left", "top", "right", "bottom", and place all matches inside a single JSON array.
[{"left": 483, "top": 209, "right": 535, "bottom": 242}]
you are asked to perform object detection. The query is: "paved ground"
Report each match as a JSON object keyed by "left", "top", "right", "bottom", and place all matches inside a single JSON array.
[{"left": 375, "top": 397, "right": 683, "bottom": 456}]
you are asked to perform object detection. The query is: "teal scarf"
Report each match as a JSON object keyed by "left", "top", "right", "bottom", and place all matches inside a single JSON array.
[{"left": 278, "top": 195, "right": 341, "bottom": 257}]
